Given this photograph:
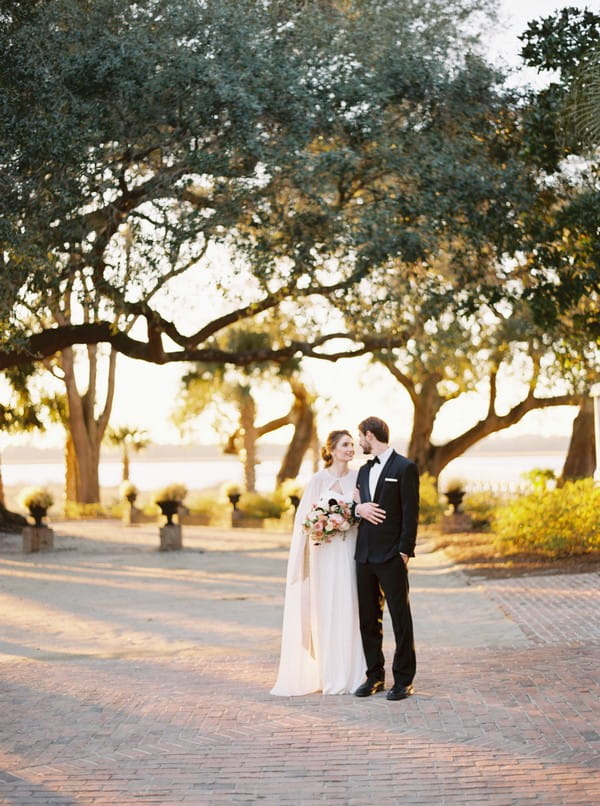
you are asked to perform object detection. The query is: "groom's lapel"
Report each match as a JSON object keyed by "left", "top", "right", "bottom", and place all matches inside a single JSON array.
[
  {"left": 360, "top": 463, "right": 372, "bottom": 503},
  {"left": 374, "top": 451, "right": 397, "bottom": 501}
]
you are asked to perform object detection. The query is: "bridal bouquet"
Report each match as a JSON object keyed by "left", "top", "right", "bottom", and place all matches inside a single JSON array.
[{"left": 303, "top": 498, "right": 355, "bottom": 545}]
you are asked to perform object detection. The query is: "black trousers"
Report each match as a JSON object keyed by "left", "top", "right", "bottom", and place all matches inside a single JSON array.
[{"left": 356, "top": 554, "right": 416, "bottom": 686}]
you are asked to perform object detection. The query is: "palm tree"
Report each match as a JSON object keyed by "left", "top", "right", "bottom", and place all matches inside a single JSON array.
[
  {"left": 105, "top": 425, "right": 150, "bottom": 482},
  {"left": 566, "top": 47, "right": 600, "bottom": 149}
]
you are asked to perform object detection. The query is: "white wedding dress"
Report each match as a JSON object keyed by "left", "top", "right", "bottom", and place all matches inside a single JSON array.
[{"left": 271, "top": 469, "right": 366, "bottom": 696}]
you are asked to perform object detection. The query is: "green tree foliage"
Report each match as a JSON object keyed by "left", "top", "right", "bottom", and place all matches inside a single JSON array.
[
  {"left": 317, "top": 8, "right": 599, "bottom": 480},
  {"left": 0, "top": 364, "right": 45, "bottom": 512},
  {"left": 0, "top": 366, "right": 45, "bottom": 432},
  {"left": 566, "top": 46, "right": 600, "bottom": 148},
  {"left": 518, "top": 6, "right": 600, "bottom": 335},
  {"left": 1, "top": 0, "right": 520, "bottom": 371},
  {"left": 517, "top": 7, "right": 600, "bottom": 481}
]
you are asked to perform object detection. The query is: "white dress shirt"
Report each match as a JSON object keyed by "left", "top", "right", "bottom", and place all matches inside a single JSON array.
[{"left": 369, "top": 446, "right": 393, "bottom": 498}]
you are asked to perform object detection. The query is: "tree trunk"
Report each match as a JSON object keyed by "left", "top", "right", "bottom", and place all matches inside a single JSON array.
[
  {"left": 239, "top": 389, "right": 257, "bottom": 492},
  {"left": 253, "top": 378, "right": 316, "bottom": 487},
  {"left": 407, "top": 379, "right": 443, "bottom": 474},
  {"left": 75, "top": 441, "right": 102, "bottom": 503},
  {"left": 276, "top": 381, "right": 315, "bottom": 486},
  {"left": 122, "top": 447, "right": 130, "bottom": 482},
  {"left": 561, "top": 398, "right": 596, "bottom": 481},
  {"left": 224, "top": 377, "right": 317, "bottom": 490},
  {"left": 63, "top": 361, "right": 101, "bottom": 503},
  {"left": 65, "top": 434, "right": 77, "bottom": 502},
  {"left": 65, "top": 428, "right": 102, "bottom": 503},
  {"left": 311, "top": 424, "right": 320, "bottom": 473},
  {"left": 61, "top": 345, "right": 117, "bottom": 504},
  {"left": 0, "top": 502, "right": 27, "bottom": 532}
]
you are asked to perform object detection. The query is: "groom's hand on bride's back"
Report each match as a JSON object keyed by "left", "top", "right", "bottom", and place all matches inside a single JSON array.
[{"left": 356, "top": 502, "right": 386, "bottom": 524}]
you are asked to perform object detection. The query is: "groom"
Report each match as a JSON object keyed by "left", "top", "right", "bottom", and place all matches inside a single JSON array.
[{"left": 353, "top": 416, "right": 419, "bottom": 701}]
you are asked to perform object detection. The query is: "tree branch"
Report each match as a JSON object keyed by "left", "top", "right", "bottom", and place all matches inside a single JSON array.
[
  {"left": 432, "top": 391, "right": 580, "bottom": 473},
  {"left": 256, "top": 414, "right": 293, "bottom": 437},
  {"left": 378, "top": 358, "right": 418, "bottom": 406},
  {"left": 0, "top": 323, "right": 411, "bottom": 370}
]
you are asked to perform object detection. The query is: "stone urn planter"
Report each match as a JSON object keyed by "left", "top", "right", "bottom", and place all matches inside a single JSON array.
[
  {"left": 223, "top": 483, "right": 243, "bottom": 526},
  {"left": 443, "top": 479, "right": 467, "bottom": 513},
  {"left": 29, "top": 505, "right": 48, "bottom": 527},
  {"left": 224, "top": 483, "right": 242, "bottom": 511},
  {"left": 279, "top": 480, "right": 304, "bottom": 517},
  {"left": 120, "top": 481, "right": 140, "bottom": 526},
  {"left": 228, "top": 493, "right": 241, "bottom": 509},
  {"left": 19, "top": 486, "right": 55, "bottom": 553},
  {"left": 159, "top": 522, "right": 183, "bottom": 551},
  {"left": 441, "top": 480, "right": 471, "bottom": 533},
  {"left": 154, "top": 484, "right": 187, "bottom": 551},
  {"left": 444, "top": 489, "right": 466, "bottom": 514},
  {"left": 156, "top": 499, "right": 180, "bottom": 525}
]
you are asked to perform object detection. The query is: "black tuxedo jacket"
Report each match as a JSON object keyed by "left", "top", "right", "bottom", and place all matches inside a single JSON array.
[{"left": 355, "top": 450, "right": 419, "bottom": 563}]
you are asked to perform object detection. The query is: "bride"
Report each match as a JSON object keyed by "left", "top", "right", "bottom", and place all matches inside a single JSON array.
[{"left": 271, "top": 429, "right": 366, "bottom": 696}]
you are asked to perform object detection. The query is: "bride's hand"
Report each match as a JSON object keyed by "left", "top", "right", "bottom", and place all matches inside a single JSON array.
[{"left": 353, "top": 488, "right": 361, "bottom": 504}]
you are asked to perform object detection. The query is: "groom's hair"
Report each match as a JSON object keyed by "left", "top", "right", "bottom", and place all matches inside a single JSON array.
[{"left": 358, "top": 416, "right": 389, "bottom": 443}]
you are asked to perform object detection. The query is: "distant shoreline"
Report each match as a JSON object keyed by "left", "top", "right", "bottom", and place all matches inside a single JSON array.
[
  {"left": 1, "top": 450, "right": 569, "bottom": 507},
  {"left": 4, "top": 436, "right": 570, "bottom": 464},
  {"left": 2, "top": 449, "right": 568, "bottom": 465}
]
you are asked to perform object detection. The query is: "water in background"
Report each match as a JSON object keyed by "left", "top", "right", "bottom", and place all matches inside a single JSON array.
[{"left": 2, "top": 452, "right": 566, "bottom": 494}]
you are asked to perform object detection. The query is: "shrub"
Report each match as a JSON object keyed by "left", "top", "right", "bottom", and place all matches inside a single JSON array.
[
  {"left": 493, "top": 479, "right": 600, "bottom": 556},
  {"left": 419, "top": 473, "right": 444, "bottom": 525},
  {"left": 463, "top": 490, "right": 504, "bottom": 530},
  {"left": 239, "top": 491, "right": 287, "bottom": 519},
  {"left": 187, "top": 493, "right": 220, "bottom": 518},
  {"left": 520, "top": 467, "right": 557, "bottom": 492},
  {"left": 63, "top": 501, "right": 110, "bottom": 519}
]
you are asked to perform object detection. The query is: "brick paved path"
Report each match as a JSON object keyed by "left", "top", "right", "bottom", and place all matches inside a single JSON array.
[{"left": 0, "top": 522, "right": 598, "bottom": 805}]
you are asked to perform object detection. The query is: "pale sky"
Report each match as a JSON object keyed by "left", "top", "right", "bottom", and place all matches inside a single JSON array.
[
  {"left": 489, "top": 0, "right": 596, "bottom": 77},
  {"left": 9, "top": 0, "right": 593, "bottom": 451}
]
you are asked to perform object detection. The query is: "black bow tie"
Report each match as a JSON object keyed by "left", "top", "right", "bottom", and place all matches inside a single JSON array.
[{"left": 368, "top": 457, "right": 380, "bottom": 466}]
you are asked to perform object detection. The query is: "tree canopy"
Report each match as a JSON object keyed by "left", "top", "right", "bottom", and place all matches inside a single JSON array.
[
  {"left": 516, "top": 6, "right": 600, "bottom": 334},
  {"left": 1, "top": 0, "right": 526, "bottom": 372}
]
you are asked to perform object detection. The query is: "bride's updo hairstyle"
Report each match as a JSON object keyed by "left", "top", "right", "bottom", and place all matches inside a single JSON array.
[{"left": 321, "top": 430, "right": 352, "bottom": 468}]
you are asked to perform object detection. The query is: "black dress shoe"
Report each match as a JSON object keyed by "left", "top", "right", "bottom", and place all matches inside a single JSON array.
[
  {"left": 354, "top": 679, "right": 385, "bottom": 697},
  {"left": 386, "top": 684, "right": 414, "bottom": 701}
]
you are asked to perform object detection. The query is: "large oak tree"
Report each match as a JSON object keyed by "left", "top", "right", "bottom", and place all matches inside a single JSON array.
[
  {"left": 2, "top": 0, "right": 516, "bottom": 375},
  {"left": 3, "top": 0, "right": 532, "bottom": 503}
]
